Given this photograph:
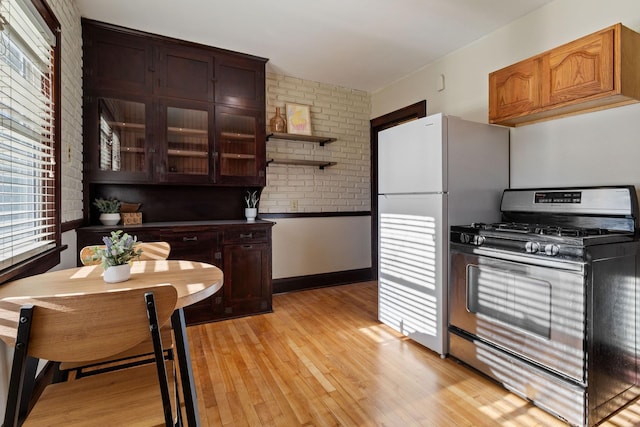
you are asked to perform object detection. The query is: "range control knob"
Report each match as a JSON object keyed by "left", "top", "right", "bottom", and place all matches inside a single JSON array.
[
  {"left": 472, "top": 235, "right": 485, "bottom": 246},
  {"left": 460, "top": 233, "right": 471, "bottom": 244},
  {"left": 525, "top": 241, "right": 540, "bottom": 253},
  {"left": 544, "top": 244, "right": 560, "bottom": 256}
]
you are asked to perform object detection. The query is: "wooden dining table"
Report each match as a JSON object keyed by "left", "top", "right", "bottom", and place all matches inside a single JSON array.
[{"left": 0, "top": 259, "right": 223, "bottom": 427}]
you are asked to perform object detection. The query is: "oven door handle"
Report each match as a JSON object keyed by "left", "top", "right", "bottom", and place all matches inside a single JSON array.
[{"left": 450, "top": 243, "right": 586, "bottom": 272}]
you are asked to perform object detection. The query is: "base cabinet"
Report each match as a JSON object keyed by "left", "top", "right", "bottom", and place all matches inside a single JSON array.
[
  {"left": 76, "top": 221, "right": 273, "bottom": 325},
  {"left": 223, "top": 243, "right": 271, "bottom": 316},
  {"left": 159, "top": 228, "right": 224, "bottom": 324}
]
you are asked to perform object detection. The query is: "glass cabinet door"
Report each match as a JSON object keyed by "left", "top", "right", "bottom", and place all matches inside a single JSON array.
[
  {"left": 215, "top": 105, "right": 265, "bottom": 185},
  {"left": 164, "top": 104, "right": 210, "bottom": 182},
  {"left": 91, "top": 97, "right": 151, "bottom": 182}
]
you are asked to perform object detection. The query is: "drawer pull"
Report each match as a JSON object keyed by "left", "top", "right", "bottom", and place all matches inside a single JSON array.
[
  {"left": 182, "top": 236, "right": 198, "bottom": 242},
  {"left": 242, "top": 245, "right": 253, "bottom": 249},
  {"left": 239, "top": 233, "right": 253, "bottom": 239}
]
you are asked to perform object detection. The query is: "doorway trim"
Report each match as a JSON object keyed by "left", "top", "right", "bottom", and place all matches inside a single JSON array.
[{"left": 370, "top": 100, "right": 427, "bottom": 279}]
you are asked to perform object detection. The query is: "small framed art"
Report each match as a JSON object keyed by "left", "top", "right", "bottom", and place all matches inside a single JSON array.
[{"left": 285, "top": 103, "right": 312, "bottom": 135}]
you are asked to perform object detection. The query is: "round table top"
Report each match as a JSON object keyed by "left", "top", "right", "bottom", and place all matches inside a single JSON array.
[{"left": 0, "top": 260, "right": 223, "bottom": 309}]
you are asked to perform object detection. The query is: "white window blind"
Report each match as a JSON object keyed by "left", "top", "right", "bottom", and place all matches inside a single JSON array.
[{"left": 0, "top": 0, "right": 56, "bottom": 271}]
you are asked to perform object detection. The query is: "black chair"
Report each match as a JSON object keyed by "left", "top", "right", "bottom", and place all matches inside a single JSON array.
[{"left": 1, "top": 284, "right": 181, "bottom": 426}]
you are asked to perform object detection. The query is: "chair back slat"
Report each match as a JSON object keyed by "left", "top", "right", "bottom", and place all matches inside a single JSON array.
[
  {"left": 80, "top": 242, "right": 171, "bottom": 266},
  {"left": 136, "top": 242, "right": 171, "bottom": 260},
  {"left": 0, "top": 285, "right": 177, "bottom": 362}
]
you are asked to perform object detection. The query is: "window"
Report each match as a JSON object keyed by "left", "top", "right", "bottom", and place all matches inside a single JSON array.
[{"left": 0, "top": 0, "right": 60, "bottom": 279}]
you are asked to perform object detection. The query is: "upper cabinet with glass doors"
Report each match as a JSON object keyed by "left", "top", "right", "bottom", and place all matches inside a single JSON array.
[
  {"left": 161, "top": 101, "right": 211, "bottom": 183},
  {"left": 216, "top": 106, "right": 265, "bottom": 186},
  {"left": 83, "top": 96, "right": 153, "bottom": 183},
  {"left": 82, "top": 19, "right": 267, "bottom": 186}
]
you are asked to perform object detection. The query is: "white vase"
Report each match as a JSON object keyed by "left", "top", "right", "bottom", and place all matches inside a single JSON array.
[
  {"left": 103, "top": 263, "right": 131, "bottom": 283},
  {"left": 245, "top": 208, "right": 257, "bottom": 221},
  {"left": 99, "top": 213, "right": 121, "bottom": 226}
]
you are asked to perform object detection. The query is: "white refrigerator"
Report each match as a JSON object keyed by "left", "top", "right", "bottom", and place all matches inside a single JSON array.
[{"left": 377, "top": 113, "right": 509, "bottom": 355}]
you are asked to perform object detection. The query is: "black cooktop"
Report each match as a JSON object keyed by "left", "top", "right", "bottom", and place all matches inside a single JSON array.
[{"left": 464, "top": 222, "right": 619, "bottom": 238}]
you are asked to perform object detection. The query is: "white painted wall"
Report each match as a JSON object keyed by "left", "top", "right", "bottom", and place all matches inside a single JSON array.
[
  {"left": 271, "top": 216, "right": 371, "bottom": 279},
  {"left": 372, "top": 0, "right": 640, "bottom": 189},
  {"left": 263, "top": 73, "right": 373, "bottom": 279}
]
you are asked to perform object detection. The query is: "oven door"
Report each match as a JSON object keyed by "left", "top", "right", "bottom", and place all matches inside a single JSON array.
[{"left": 449, "top": 242, "right": 586, "bottom": 383}]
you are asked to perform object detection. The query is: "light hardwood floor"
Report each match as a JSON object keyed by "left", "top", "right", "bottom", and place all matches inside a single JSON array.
[{"left": 186, "top": 281, "right": 640, "bottom": 426}]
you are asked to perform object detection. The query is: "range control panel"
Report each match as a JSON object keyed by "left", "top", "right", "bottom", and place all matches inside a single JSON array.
[{"left": 534, "top": 191, "right": 581, "bottom": 204}]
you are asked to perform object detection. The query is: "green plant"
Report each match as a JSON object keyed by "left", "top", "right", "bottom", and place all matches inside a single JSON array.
[
  {"left": 91, "top": 230, "right": 143, "bottom": 269},
  {"left": 244, "top": 190, "right": 259, "bottom": 208},
  {"left": 93, "top": 197, "right": 121, "bottom": 213}
]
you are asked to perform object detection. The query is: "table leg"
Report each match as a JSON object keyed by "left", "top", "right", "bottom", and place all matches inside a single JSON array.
[{"left": 171, "top": 308, "right": 201, "bottom": 427}]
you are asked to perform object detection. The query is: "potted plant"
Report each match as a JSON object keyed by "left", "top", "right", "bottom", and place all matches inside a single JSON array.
[
  {"left": 94, "top": 197, "right": 121, "bottom": 225},
  {"left": 91, "top": 230, "right": 143, "bottom": 283},
  {"left": 244, "top": 190, "right": 259, "bottom": 221}
]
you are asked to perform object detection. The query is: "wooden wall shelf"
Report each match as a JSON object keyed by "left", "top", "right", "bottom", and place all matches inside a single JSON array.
[
  {"left": 267, "top": 158, "right": 337, "bottom": 170},
  {"left": 267, "top": 132, "right": 337, "bottom": 146}
]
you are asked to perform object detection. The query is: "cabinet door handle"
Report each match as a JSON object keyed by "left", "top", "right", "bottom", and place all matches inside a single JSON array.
[
  {"left": 240, "top": 233, "right": 253, "bottom": 239},
  {"left": 182, "top": 236, "right": 198, "bottom": 242},
  {"left": 242, "top": 245, "right": 253, "bottom": 249}
]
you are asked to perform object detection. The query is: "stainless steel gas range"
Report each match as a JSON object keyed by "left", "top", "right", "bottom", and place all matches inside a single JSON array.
[{"left": 448, "top": 186, "right": 640, "bottom": 427}]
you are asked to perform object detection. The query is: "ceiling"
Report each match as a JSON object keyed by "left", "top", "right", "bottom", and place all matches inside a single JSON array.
[{"left": 75, "top": 0, "right": 553, "bottom": 93}]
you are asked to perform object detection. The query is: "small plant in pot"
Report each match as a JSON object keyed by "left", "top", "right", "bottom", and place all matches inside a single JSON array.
[
  {"left": 91, "top": 230, "right": 143, "bottom": 283},
  {"left": 94, "top": 197, "right": 121, "bottom": 225},
  {"left": 244, "top": 190, "right": 259, "bottom": 221}
]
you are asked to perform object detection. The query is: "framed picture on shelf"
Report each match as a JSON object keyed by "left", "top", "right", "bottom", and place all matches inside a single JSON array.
[{"left": 285, "top": 103, "right": 312, "bottom": 135}]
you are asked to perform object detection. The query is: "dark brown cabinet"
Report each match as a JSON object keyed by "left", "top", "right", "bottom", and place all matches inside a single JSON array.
[
  {"left": 158, "top": 46, "right": 213, "bottom": 102},
  {"left": 76, "top": 221, "right": 273, "bottom": 325},
  {"left": 83, "top": 95, "right": 155, "bottom": 183},
  {"left": 80, "top": 20, "right": 272, "bottom": 323},
  {"left": 158, "top": 228, "right": 224, "bottom": 323},
  {"left": 215, "top": 105, "right": 266, "bottom": 186},
  {"left": 223, "top": 243, "right": 271, "bottom": 315},
  {"left": 83, "top": 25, "right": 153, "bottom": 96},
  {"left": 215, "top": 55, "right": 265, "bottom": 109},
  {"left": 222, "top": 227, "right": 272, "bottom": 316},
  {"left": 159, "top": 98, "right": 213, "bottom": 183},
  {"left": 82, "top": 19, "right": 267, "bottom": 186}
]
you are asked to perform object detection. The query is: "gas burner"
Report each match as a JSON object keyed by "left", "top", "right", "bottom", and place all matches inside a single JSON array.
[
  {"left": 493, "top": 222, "right": 532, "bottom": 233},
  {"left": 533, "top": 226, "right": 607, "bottom": 237},
  {"left": 469, "top": 222, "right": 487, "bottom": 229},
  {"left": 477, "top": 222, "right": 614, "bottom": 238}
]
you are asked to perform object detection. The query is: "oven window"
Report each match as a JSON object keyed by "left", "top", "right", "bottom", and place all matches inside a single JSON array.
[{"left": 466, "top": 265, "right": 552, "bottom": 339}]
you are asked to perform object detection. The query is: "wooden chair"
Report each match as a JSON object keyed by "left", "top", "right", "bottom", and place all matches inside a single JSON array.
[
  {"left": 1, "top": 285, "right": 180, "bottom": 427},
  {"left": 61, "top": 241, "right": 173, "bottom": 378},
  {"left": 79, "top": 241, "right": 172, "bottom": 266}
]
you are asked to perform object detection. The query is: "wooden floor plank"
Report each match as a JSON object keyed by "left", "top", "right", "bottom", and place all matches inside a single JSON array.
[{"left": 187, "top": 281, "right": 640, "bottom": 426}]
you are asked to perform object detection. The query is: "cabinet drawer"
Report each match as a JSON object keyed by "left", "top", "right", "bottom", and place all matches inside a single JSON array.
[
  {"left": 224, "top": 228, "right": 268, "bottom": 244},
  {"left": 159, "top": 230, "right": 221, "bottom": 264}
]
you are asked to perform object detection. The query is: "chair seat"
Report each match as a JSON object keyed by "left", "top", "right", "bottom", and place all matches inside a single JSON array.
[{"left": 25, "top": 361, "right": 176, "bottom": 426}]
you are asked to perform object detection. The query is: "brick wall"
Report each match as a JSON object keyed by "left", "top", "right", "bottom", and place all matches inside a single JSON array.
[
  {"left": 49, "top": 0, "right": 83, "bottom": 223},
  {"left": 262, "top": 73, "right": 371, "bottom": 213}
]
